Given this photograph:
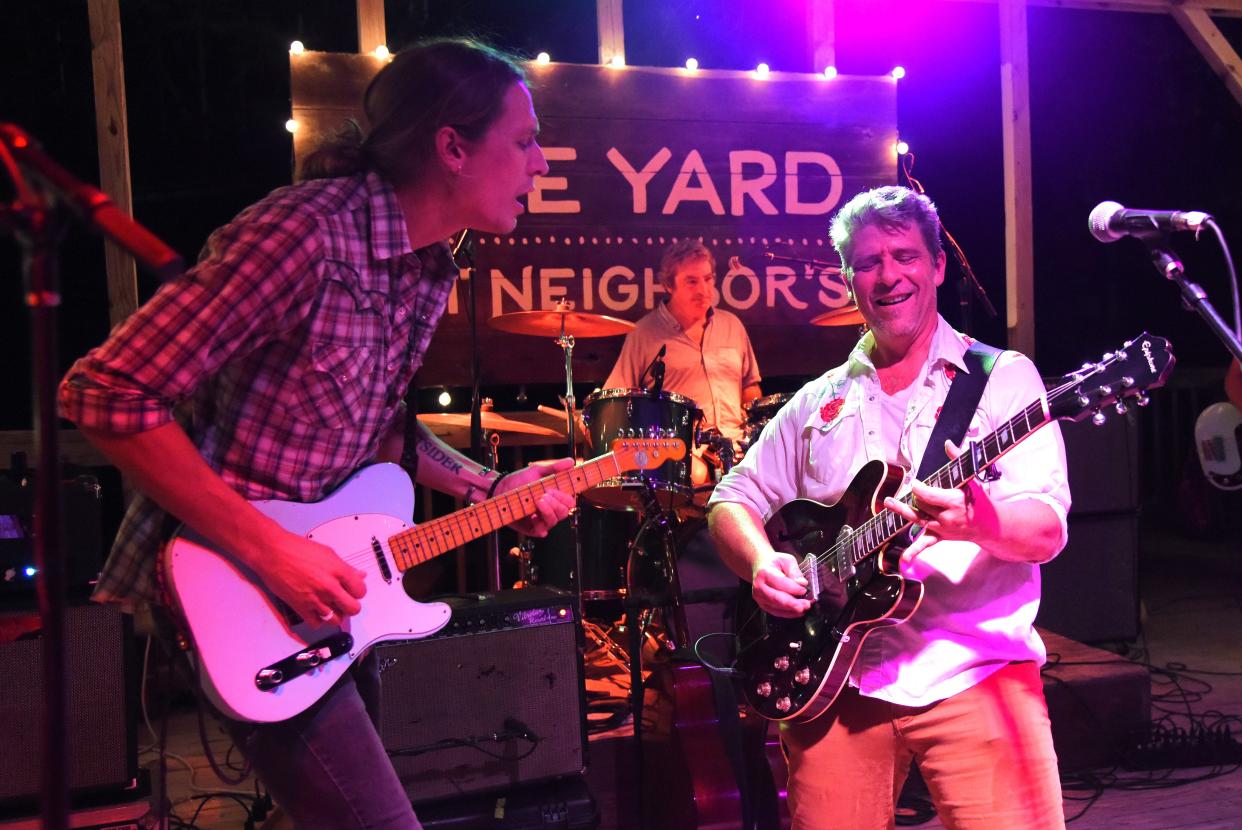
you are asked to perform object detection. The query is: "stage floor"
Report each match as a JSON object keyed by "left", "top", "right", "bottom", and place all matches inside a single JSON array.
[{"left": 142, "top": 523, "right": 1242, "bottom": 830}]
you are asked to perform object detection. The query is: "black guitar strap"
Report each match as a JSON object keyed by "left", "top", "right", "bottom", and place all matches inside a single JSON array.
[{"left": 914, "top": 341, "right": 1002, "bottom": 481}]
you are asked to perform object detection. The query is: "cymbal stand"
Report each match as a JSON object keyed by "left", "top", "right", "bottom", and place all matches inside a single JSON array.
[
  {"left": 551, "top": 312, "right": 589, "bottom": 628},
  {"left": 484, "top": 430, "right": 502, "bottom": 591}
]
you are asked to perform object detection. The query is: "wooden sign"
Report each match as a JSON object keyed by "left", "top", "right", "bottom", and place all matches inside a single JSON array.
[{"left": 291, "top": 54, "right": 896, "bottom": 384}]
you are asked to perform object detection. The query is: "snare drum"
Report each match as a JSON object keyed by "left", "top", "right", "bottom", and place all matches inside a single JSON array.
[
  {"left": 582, "top": 388, "right": 699, "bottom": 510},
  {"left": 741, "top": 392, "right": 795, "bottom": 452}
]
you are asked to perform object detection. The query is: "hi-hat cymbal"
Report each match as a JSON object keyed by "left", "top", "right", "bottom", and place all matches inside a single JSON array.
[
  {"left": 489, "top": 307, "right": 635, "bottom": 338},
  {"left": 418, "top": 411, "right": 563, "bottom": 438},
  {"left": 809, "top": 305, "right": 867, "bottom": 327}
]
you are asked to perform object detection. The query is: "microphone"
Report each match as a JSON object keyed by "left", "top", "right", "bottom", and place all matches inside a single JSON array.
[
  {"left": 0, "top": 123, "right": 185, "bottom": 279},
  {"left": 644, "top": 344, "right": 667, "bottom": 396},
  {"left": 1088, "top": 200, "right": 1212, "bottom": 243}
]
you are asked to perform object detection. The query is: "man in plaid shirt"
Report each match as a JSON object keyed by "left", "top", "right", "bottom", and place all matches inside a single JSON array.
[{"left": 59, "top": 40, "right": 570, "bottom": 829}]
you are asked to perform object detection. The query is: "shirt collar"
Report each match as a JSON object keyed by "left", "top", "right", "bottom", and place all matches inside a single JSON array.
[
  {"left": 844, "top": 314, "right": 971, "bottom": 377},
  {"left": 656, "top": 300, "right": 714, "bottom": 333},
  {"left": 366, "top": 171, "right": 415, "bottom": 262}
]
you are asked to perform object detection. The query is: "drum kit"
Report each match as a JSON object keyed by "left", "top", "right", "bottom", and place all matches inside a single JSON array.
[{"left": 446, "top": 298, "right": 864, "bottom": 641}]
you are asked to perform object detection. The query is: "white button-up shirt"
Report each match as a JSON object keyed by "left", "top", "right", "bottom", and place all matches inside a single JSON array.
[{"left": 709, "top": 316, "right": 1071, "bottom": 706}]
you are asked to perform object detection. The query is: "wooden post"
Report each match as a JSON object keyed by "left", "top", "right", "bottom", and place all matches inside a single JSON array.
[
  {"left": 597, "top": 0, "right": 625, "bottom": 65},
  {"left": 998, "top": 0, "right": 1036, "bottom": 357},
  {"left": 86, "top": 0, "right": 139, "bottom": 328},
  {"left": 810, "top": 0, "right": 836, "bottom": 73},
  {"left": 356, "top": 0, "right": 387, "bottom": 54},
  {"left": 1173, "top": 7, "right": 1242, "bottom": 108}
]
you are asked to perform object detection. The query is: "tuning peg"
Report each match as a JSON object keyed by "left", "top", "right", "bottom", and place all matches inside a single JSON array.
[
  {"left": 1091, "top": 410, "right": 1107, "bottom": 426},
  {"left": 1102, "top": 352, "right": 1115, "bottom": 361},
  {"left": 1136, "top": 392, "right": 1150, "bottom": 407},
  {"left": 1120, "top": 376, "right": 1135, "bottom": 388},
  {"left": 1114, "top": 400, "right": 1128, "bottom": 415}
]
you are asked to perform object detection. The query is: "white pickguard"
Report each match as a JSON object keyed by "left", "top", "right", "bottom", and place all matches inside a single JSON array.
[{"left": 162, "top": 463, "right": 451, "bottom": 723}]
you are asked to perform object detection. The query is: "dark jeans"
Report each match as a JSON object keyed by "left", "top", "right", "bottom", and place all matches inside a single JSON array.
[{"left": 223, "top": 651, "right": 422, "bottom": 829}]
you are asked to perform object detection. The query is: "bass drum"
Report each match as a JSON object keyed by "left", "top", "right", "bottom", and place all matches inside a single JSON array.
[
  {"left": 581, "top": 388, "right": 699, "bottom": 511},
  {"left": 741, "top": 392, "right": 795, "bottom": 453}
]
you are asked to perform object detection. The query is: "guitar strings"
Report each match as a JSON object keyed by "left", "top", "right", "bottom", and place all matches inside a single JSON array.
[{"left": 802, "top": 379, "right": 1080, "bottom": 585}]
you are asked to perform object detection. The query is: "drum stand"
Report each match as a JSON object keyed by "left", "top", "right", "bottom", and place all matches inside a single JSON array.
[{"left": 550, "top": 324, "right": 590, "bottom": 626}]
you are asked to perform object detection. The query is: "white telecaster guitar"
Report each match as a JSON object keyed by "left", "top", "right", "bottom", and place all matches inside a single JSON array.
[{"left": 161, "top": 438, "right": 686, "bottom": 723}]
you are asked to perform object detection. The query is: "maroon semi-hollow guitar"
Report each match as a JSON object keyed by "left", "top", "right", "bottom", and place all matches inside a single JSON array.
[{"left": 736, "top": 334, "right": 1174, "bottom": 723}]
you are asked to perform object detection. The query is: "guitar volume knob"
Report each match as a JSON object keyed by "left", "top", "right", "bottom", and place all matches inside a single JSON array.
[
  {"left": 775, "top": 696, "right": 792, "bottom": 713},
  {"left": 755, "top": 681, "right": 772, "bottom": 698},
  {"left": 794, "top": 667, "right": 811, "bottom": 685},
  {"left": 773, "top": 656, "right": 791, "bottom": 671}
]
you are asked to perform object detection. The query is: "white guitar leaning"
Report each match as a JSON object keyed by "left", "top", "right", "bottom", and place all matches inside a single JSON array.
[{"left": 161, "top": 438, "right": 686, "bottom": 723}]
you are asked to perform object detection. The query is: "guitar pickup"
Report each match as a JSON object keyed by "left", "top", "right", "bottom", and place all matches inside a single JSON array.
[{"left": 255, "top": 632, "right": 354, "bottom": 691}]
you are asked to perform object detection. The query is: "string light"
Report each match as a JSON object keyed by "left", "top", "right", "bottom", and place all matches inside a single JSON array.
[
  {"left": 285, "top": 119, "right": 299, "bottom": 133},
  {"left": 289, "top": 40, "right": 305, "bottom": 55},
  {"left": 755, "top": 62, "right": 770, "bottom": 78},
  {"left": 536, "top": 51, "right": 551, "bottom": 65},
  {"left": 891, "top": 66, "right": 906, "bottom": 80},
  {"left": 896, "top": 140, "right": 910, "bottom": 155},
  {"left": 685, "top": 57, "right": 699, "bottom": 71},
  {"left": 822, "top": 66, "right": 838, "bottom": 79},
  {"left": 373, "top": 44, "right": 390, "bottom": 60},
  {"left": 609, "top": 54, "right": 625, "bottom": 68},
  {"left": 438, "top": 389, "right": 452, "bottom": 407}
]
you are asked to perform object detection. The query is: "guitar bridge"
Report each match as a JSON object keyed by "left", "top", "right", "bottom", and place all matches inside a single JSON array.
[{"left": 255, "top": 632, "right": 354, "bottom": 691}]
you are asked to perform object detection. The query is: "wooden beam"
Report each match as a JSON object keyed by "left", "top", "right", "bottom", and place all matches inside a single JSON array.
[
  {"left": 810, "top": 0, "right": 837, "bottom": 73},
  {"left": 86, "top": 0, "right": 138, "bottom": 329},
  {"left": 953, "top": 0, "right": 1242, "bottom": 17},
  {"left": 999, "top": 0, "right": 1037, "bottom": 357},
  {"left": 356, "top": 0, "right": 387, "bottom": 54},
  {"left": 597, "top": 0, "right": 625, "bottom": 65},
  {"left": 1173, "top": 7, "right": 1242, "bottom": 107}
]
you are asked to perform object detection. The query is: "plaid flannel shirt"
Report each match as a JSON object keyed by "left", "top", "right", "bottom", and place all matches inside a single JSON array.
[{"left": 59, "top": 171, "right": 457, "bottom": 607}]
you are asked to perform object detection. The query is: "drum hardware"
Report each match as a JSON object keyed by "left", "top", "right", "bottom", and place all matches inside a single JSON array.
[
  {"left": 581, "top": 388, "right": 701, "bottom": 511},
  {"left": 487, "top": 299, "right": 633, "bottom": 622}
]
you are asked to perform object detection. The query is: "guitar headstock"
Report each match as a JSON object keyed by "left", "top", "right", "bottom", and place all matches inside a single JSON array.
[
  {"left": 1048, "top": 333, "right": 1175, "bottom": 424},
  {"left": 610, "top": 438, "right": 687, "bottom": 471}
]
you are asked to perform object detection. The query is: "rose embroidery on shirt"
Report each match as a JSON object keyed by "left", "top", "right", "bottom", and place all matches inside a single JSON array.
[
  {"left": 944, "top": 366, "right": 957, "bottom": 382},
  {"left": 819, "top": 397, "right": 845, "bottom": 423}
]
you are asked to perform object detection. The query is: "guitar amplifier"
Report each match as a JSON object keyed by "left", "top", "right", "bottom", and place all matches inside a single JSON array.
[
  {"left": 0, "top": 603, "right": 138, "bottom": 809},
  {"left": 376, "top": 587, "right": 587, "bottom": 805}
]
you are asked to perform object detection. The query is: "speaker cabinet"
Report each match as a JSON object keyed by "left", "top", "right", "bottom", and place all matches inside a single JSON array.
[
  {"left": 0, "top": 603, "right": 138, "bottom": 807},
  {"left": 376, "top": 587, "right": 586, "bottom": 805},
  {"left": 1035, "top": 409, "right": 1141, "bottom": 643}
]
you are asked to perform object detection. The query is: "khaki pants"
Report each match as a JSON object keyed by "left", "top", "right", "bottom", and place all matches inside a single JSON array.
[{"left": 781, "top": 661, "right": 1064, "bottom": 830}]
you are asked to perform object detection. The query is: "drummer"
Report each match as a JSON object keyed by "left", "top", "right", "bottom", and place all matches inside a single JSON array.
[
  {"left": 603, "top": 238, "right": 762, "bottom": 643},
  {"left": 604, "top": 238, "right": 762, "bottom": 485}
]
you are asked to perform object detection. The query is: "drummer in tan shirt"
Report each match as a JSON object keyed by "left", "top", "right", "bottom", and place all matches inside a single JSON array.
[
  {"left": 603, "top": 238, "right": 763, "bottom": 491},
  {"left": 602, "top": 238, "right": 762, "bottom": 644}
]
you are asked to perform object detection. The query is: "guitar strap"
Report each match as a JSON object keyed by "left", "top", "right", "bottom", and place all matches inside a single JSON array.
[{"left": 914, "top": 341, "right": 1002, "bottom": 481}]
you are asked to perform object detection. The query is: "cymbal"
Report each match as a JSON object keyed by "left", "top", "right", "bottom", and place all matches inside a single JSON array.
[
  {"left": 489, "top": 308, "right": 635, "bottom": 338},
  {"left": 809, "top": 305, "right": 867, "bottom": 327},
  {"left": 417, "top": 411, "right": 563, "bottom": 438}
]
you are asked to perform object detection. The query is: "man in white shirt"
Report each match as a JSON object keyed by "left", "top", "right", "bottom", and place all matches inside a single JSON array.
[{"left": 708, "top": 186, "right": 1071, "bottom": 829}]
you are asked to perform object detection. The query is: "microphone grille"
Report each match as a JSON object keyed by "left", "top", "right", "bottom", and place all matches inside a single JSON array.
[{"left": 1088, "top": 200, "right": 1125, "bottom": 243}]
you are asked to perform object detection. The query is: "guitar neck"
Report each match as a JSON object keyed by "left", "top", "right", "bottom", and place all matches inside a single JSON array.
[
  {"left": 844, "top": 396, "right": 1052, "bottom": 569},
  {"left": 385, "top": 453, "right": 620, "bottom": 572}
]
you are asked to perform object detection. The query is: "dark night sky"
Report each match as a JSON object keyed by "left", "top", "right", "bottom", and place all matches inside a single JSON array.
[{"left": 3, "top": 0, "right": 1241, "bottom": 430}]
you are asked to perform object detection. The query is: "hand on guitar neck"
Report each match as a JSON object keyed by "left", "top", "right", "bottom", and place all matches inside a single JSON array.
[{"left": 881, "top": 439, "right": 1061, "bottom": 567}]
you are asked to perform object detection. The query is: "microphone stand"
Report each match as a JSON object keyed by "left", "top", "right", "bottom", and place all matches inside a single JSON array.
[
  {"left": 456, "top": 231, "right": 504, "bottom": 592},
  {"left": 0, "top": 124, "right": 182, "bottom": 830},
  {"left": 1145, "top": 237, "right": 1242, "bottom": 362},
  {"left": 0, "top": 152, "right": 70, "bottom": 830}
]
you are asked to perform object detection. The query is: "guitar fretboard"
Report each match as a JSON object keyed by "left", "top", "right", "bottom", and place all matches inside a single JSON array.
[
  {"left": 820, "top": 393, "right": 1057, "bottom": 582},
  {"left": 385, "top": 454, "right": 620, "bottom": 571}
]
